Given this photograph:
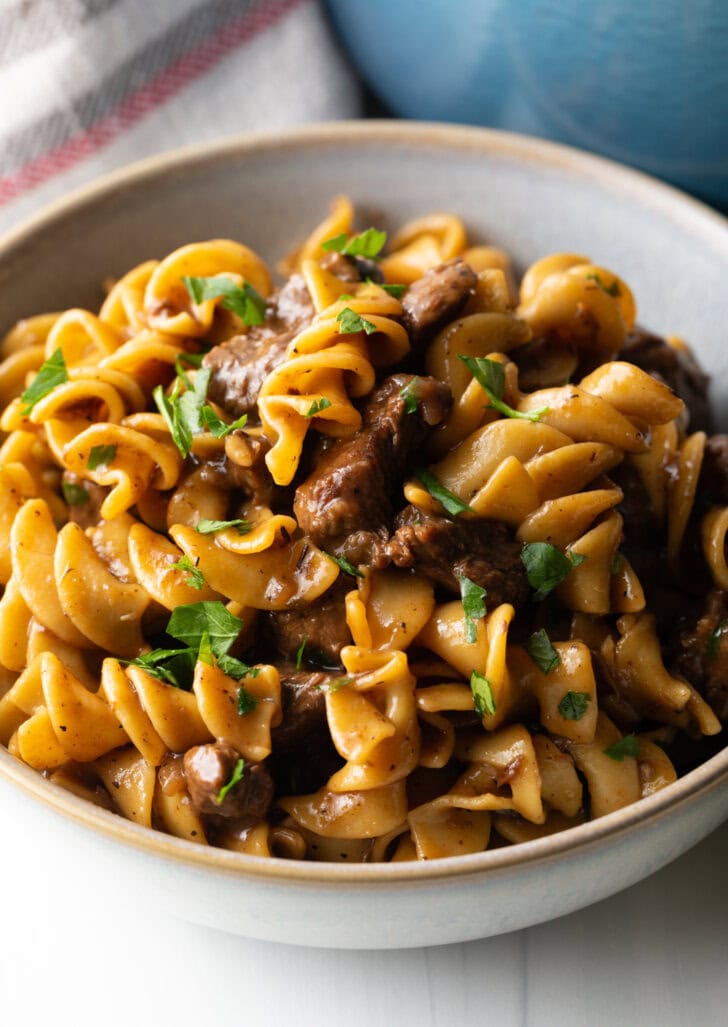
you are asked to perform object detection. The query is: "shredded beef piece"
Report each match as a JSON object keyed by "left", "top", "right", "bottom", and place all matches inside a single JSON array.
[
  {"left": 401, "top": 257, "right": 478, "bottom": 342},
  {"left": 61, "top": 472, "right": 107, "bottom": 528},
  {"left": 374, "top": 505, "right": 529, "bottom": 608},
  {"left": 673, "top": 589, "right": 728, "bottom": 721},
  {"left": 622, "top": 328, "right": 712, "bottom": 433},
  {"left": 699, "top": 435, "right": 728, "bottom": 506},
  {"left": 203, "top": 273, "right": 314, "bottom": 419},
  {"left": 183, "top": 742, "right": 273, "bottom": 822},
  {"left": 268, "top": 667, "right": 344, "bottom": 795},
  {"left": 293, "top": 374, "right": 451, "bottom": 549},
  {"left": 265, "top": 578, "right": 351, "bottom": 667}
]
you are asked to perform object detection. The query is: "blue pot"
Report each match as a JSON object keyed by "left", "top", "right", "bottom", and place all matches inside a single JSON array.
[{"left": 326, "top": 0, "right": 728, "bottom": 206}]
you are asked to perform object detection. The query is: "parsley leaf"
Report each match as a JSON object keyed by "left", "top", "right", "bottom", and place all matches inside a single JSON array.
[
  {"left": 153, "top": 378, "right": 192, "bottom": 457},
  {"left": 175, "top": 352, "right": 206, "bottom": 376},
  {"left": 520, "top": 542, "right": 587, "bottom": 601},
  {"left": 416, "top": 468, "right": 475, "bottom": 516},
  {"left": 458, "top": 574, "right": 487, "bottom": 644},
  {"left": 20, "top": 347, "right": 68, "bottom": 414},
  {"left": 373, "top": 280, "right": 406, "bottom": 298},
  {"left": 324, "top": 551, "right": 364, "bottom": 578},
  {"left": 201, "top": 405, "right": 247, "bottom": 438},
  {"left": 327, "top": 676, "right": 352, "bottom": 693},
  {"left": 558, "top": 691, "right": 591, "bottom": 720},
  {"left": 585, "top": 272, "right": 621, "bottom": 298},
  {"left": 126, "top": 647, "right": 198, "bottom": 690},
  {"left": 216, "top": 758, "right": 245, "bottom": 804},
  {"left": 604, "top": 734, "right": 639, "bottom": 761},
  {"left": 171, "top": 554, "right": 205, "bottom": 590},
  {"left": 527, "top": 628, "right": 561, "bottom": 674},
  {"left": 458, "top": 354, "right": 550, "bottom": 422},
  {"left": 217, "top": 653, "right": 259, "bottom": 679},
  {"left": 167, "top": 601, "right": 242, "bottom": 659},
  {"left": 305, "top": 397, "right": 332, "bottom": 418},
  {"left": 471, "top": 671, "right": 496, "bottom": 717},
  {"left": 237, "top": 686, "right": 258, "bottom": 716},
  {"left": 197, "top": 629, "right": 214, "bottom": 666},
  {"left": 183, "top": 274, "right": 267, "bottom": 326},
  {"left": 336, "top": 307, "right": 377, "bottom": 335},
  {"left": 400, "top": 377, "right": 420, "bottom": 414},
  {"left": 195, "top": 518, "right": 251, "bottom": 536},
  {"left": 61, "top": 482, "right": 89, "bottom": 506},
  {"left": 295, "top": 635, "right": 308, "bottom": 671},
  {"left": 87, "top": 444, "right": 116, "bottom": 471},
  {"left": 322, "top": 227, "right": 387, "bottom": 260},
  {"left": 611, "top": 552, "right": 624, "bottom": 575},
  {"left": 707, "top": 620, "right": 728, "bottom": 659}
]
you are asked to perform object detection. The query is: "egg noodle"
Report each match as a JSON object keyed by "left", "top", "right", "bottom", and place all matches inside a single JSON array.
[{"left": 0, "top": 198, "right": 723, "bottom": 862}]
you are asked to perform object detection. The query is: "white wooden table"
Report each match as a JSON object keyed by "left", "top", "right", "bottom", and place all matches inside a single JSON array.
[{"left": 1, "top": 800, "right": 726, "bottom": 1027}]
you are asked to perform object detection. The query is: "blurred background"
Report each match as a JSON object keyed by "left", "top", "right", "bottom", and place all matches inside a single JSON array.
[{"left": 0, "top": 0, "right": 726, "bottom": 235}]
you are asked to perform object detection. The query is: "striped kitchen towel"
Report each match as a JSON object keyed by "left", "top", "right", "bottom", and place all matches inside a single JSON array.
[{"left": 0, "top": 0, "right": 361, "bottom": 234}]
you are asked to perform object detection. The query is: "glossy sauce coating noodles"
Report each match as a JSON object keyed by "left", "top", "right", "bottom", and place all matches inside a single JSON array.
[{"left": 0, "top": 199, "right": 725, "bottom": 861}]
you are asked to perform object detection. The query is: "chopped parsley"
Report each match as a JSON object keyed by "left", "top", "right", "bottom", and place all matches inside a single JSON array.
[
  {"left": 295, "top": 635, "right": 308, "bottom": 671},
  {"left": 585, "top": 272, "right": 621, "bottom": 298},
  {"left": 470, "top": 671, "right": 496, "bottom": 717},
  {"left": 217, "top": 653, "right": 259, "bottom": 680},
  {"left": 183, "top": 274, "right": 267, "bottom": 326},
  {"left": 604, "top": 734, "right": 639, "bottom": 761},
  {"left": 195, "top": 518, "right": 251, "bottom": 536},
  {"left": 527, "top": 629, "right": 561, "bottom": 674},
  {"left": 707, "top": 620, "right": 728, "bottom": 659},
  {"left": 87, "top": 444, "right": 116, "bottom": 471},
  {"left": 20, "top": 347, "right": 68, "bottom": 414},
  {"left": 520, "top": 542, "right": 587, "bottom": 601},
  {"left": 326, "top": 676, "right": 352, "bottom": 694},
  {"left": 558, "top": 691, "right": 591, "bottom": 721},
  {"left": 611, "top": 552, "right": 624, "bottom": 575},
  {"left": 321, "top": 227, "right": 387, "bottom": 260},
  {"left": 236, "top": 686, "right": 258, "bottom": 716},
  {"left": 61, "top": 482, "right": 89, "bottom": 506},
  {"left": 175, "top": 352, "right": 205, "bottom": 377},
  {"left": 167, "top": 601, "right": 242, "bottom": 658},
  {"left": 458, "top": 574, "right": 487, "bottom": 644},
  {"left": 374, "top": 281, "right": 406, "bottom": 298},
  {"left": 415, "top": 468, "right": 474, "bottom": 516},
  {"left": 305, "top": 397, "right": 332, "bottom": 418},
  {"left": 154, "top": 364, "right": 249, "bottom": 457},
  {"left": 324, "top": 551, "right": 364, "bottom": 578},
  {"left": 399, "top": 377, "right": 420, "bottom": 414},
  {"left": 171, "top": 554, "right": 205, "bottom": 590},
  {"left": 201, "top": 405, "right": 247, "bottom": 438},
  {"left": 216, "top": 758, "right": 245, "bottom": 804},
  {"left": 458, "top": 354, "right": 549, "bottom": 422},
  {"left": 336, "top": 307, "right": 377, "bottom": 335},
  {"left": 125, "top": 601, "right": 254, "bottom": 690}
]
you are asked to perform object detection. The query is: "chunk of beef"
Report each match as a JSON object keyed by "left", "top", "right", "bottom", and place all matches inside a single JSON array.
[
  {"left": 293, "top": 374, "right": 451, "bottom": 548},
  {"left": 265, "top": 578, "right": 351, "bottom": 667},
  {"left": 61, "top": 472, "right": 107, "bottom": 528},
  {"left": 183, "top": 742, "right": 273, "bottom": 822},
  {"left": 375, "top": 505, "right": 529, "bottom": 608},
  {"left": 320, "top": 251, "right": 384, "bottom": 284},
  {"left": 203, "top": 273, "right": 314, "bottom": 419},
  {"left": 699, "top": 435, "right": 728, "bottom": 506},
  {"left": 269, "top": 667, "right": 344, "bottom": 795},
  {"left": 673, "top": 589, "right": 728, "bottom": 721},
  {"left": 401, "top": 258, "right": 478, "bottom": 342},
  {"left": 622, "top": 328, "right": 712, "bottom": 432}
]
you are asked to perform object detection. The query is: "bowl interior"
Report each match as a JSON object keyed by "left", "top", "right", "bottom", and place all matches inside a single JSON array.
[{"left": 1, "top": 121, "right": 728, "bottom": 883}]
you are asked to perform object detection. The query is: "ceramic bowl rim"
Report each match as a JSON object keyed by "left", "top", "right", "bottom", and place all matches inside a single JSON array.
[{"left": 1, "top": 119, "right": 727, "bottom": 886}]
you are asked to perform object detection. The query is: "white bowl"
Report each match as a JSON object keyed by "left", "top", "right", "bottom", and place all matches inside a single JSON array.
[{"left": 1, "top": 122, "right": 727, "bottom": 949}]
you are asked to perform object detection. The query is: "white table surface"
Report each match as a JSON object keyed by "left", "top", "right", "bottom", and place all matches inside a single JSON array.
[{"left": 1, "top": 804, "right": 727, "bottom": 1027}]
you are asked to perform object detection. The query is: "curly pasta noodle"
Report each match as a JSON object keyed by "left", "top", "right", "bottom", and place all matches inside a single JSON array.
[{"left": 0, "top": 199, "right": 725, "bottom": 862}]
